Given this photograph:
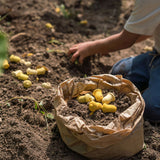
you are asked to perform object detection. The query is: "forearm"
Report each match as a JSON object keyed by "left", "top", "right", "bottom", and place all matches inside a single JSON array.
[
  {"left": 135, "top": 35, "right": 151, "bottom": 43},
  {"left": 91, "top": 30, "right": 140, "bottom": 55}
]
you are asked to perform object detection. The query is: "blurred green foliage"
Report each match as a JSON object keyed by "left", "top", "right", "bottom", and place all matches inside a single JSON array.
[
  {"left": 0, "top": 31, "right": 8, "bottom": 74},
  {"left": 60, "top": 4, "right": 71, "bottom": 18}
]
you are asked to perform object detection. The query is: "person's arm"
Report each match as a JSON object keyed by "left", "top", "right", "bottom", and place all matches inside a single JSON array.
[
  {"left": 68, "top": 29, "right": 147, "bottom": 64},
  {"left": 91, "top": 29, "right": 140, "bottom": 54},
  {"left": 135, "top": 35, "right": 151, "bottom": 43}
]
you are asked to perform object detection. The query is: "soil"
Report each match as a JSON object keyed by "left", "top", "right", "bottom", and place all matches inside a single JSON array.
[
  {"left": 61, "top": 89, "right": 132, "bottom": 126},
  {"left": 0, "top": 0, "right": 160, "bottom": 160}
]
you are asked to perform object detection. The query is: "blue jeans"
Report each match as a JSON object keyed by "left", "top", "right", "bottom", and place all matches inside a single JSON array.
[{"left": 110, "top": 49, "right": 160, "bottom": 122}]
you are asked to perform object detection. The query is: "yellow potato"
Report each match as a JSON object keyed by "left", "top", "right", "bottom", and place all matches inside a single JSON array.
[
  {"left": 77, "top": 93, "right": 94, "bottom": 103},
  {"left": 12, "top": 70, "right": 23, "bottom": 77},
  {"left": 102, "top": 104, "right": 117, "bottom": 113},
  {"left": 102, "top": 92, "right": 115, "bottom": 104},
  {"left": 77, "top": 95, "right": 86, "bottom": 103},
  {"left": 80, "top": 20, "right": 88, "bottom": 25},
  {"left": 89, "top": 101, "right": 102, "bottom": 112},
  {"left": 10, "top": 55, "right": 21, "bottom": 63},
  {"left": 17, "top": 73, "right": 29, "bottom": 80},
  {"left": 3, "top": 60, "right": 10, "bottom": 69},
  {"left": 27, "top": 68, "right": 37, "bottom": 75},
  {"left": 37, "top": 67, "right": 46, "bottom": 75},
  {"left": 93, "top": 89, "right": 103, "bottom": 102},
  {"left": 23, "top": 80, "right": 32, "bottom": 88},
  {"left": 42, "top": 82, "right": 52, "bottom": 89},
  {"left": 46, "top": 23, "right": 53, "bottom": 29}
]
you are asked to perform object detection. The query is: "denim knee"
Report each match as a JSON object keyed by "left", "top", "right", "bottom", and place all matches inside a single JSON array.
[
  {"left": 110, "top": 57, "right": 133, "bottom": 76},
  {"left": 143, "top": 90, "right": 160, "bottom": 122}
]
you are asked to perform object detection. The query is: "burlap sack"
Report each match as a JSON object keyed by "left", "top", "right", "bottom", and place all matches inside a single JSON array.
[{"left": 54, "top": 74, "right": 145, "bottom": 160}]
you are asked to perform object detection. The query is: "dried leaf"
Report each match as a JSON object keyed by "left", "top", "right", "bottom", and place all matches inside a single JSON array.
[{"left": 79, "top": 91, "right": 91, "bottom": 95}]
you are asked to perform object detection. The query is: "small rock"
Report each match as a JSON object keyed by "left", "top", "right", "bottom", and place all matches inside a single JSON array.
[
  {"left": 0, "top": 118, "right": 2, "bottom": 123},
  {"left": 36, "top": 86, "right": 42, "bottom": 91}
]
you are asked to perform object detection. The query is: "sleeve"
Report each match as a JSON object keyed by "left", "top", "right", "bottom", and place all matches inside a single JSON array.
[{"left": 124, "top": 0, "right": 160, "bottom": 35}]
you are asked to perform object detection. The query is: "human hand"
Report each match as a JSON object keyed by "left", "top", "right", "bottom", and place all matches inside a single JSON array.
[{"left": 68, "top": 41, "right": 96, "bottom": 64}]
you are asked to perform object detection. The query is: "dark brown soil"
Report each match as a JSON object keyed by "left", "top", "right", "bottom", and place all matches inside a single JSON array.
[
  {"left": 0, "top": 0, "right": 160, "bottom": 160},
  {"left": 61, "top": 89, "right": 132, "bottom": 126}
]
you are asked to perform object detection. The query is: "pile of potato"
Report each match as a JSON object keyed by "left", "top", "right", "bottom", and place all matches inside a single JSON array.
[
  {"left": 77, "top": 89, "right": 117, "bottom": 115},
  {"left": 2, "top": 54, "right": 51, "bottom": 89}
]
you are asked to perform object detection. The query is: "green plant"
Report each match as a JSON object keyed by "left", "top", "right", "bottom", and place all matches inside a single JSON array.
[
  {"left": 143, "top": 143, "right": 147, "bottom": 150},
  {"left": 0, "top": 8, "right": 11, "bottom": 22},
  {"left": 4, "top": 96, "right": 54, "bottom": 121},
  {"left": 59, "top": 4, "right": 70, "bottom": 18},
  {"left": 48, "top": 39, "right": 63, "bottom": 45},
  {"left": 38, "top": 100, "right": 54, "bottom": 120},
  {"left": 75, "top": 60, "right": 79, "bottom": 65},
  {"left": 2, "top": 96, "right": 54, "bottom": 133},
  {"left": 84, "top": 74, "right": 87, "bottom": 78},
  {"left": 0, "top": 14, "right": 8, "bottom": 22},
  {"left": 0, "top": 31, "right": 8, "bottom": 75},
  {"left": 6, "top": 102, "right": 10, "bottom": 107}
]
